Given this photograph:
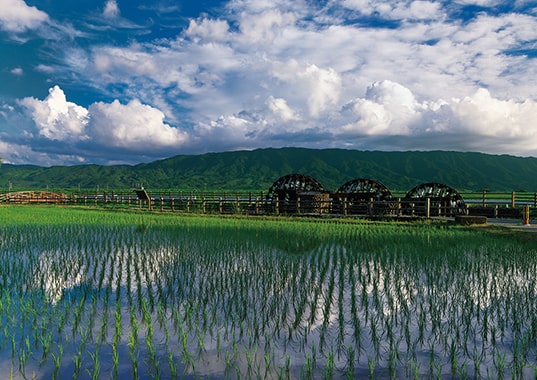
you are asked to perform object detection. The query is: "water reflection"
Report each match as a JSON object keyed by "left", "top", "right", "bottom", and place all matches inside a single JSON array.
[{"left": 0, "top": 224, "right": 536, "bottom": 379}]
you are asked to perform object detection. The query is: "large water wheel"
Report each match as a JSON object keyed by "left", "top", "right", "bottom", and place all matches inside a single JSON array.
[
  {"left": 267, "top": 174, "right": 328, "bottom": 214},
  {"left": 335, "top": 178, "right": 394, "bottom": 215},
  {"left": 403, "top": 182, "right": 467, "bottom": 216}
]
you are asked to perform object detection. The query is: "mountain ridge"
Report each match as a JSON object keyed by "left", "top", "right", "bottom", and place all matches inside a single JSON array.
[{"left": 1, "top": 148, "right": 536, "bottom": 192}]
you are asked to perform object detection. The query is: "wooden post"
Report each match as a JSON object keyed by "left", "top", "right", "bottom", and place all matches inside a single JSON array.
[
  {"left": 523, "top": 204, "right": 530, "bottom": 225},
  {"left": 482, "top": 190, "right": 487, "bottom": 207},
  {"left": 511, "top": 192, "right": 516, "bottom": 208},
  {"left": 275, "top": 197, "right": 279, "bottom": 216},
  {"left": 425, "top": 197, "right": 431, "bottom": 218},
  {"left": 297, "top": 196, "right": 301, "bottom": 214},
  {"left": 170, "top": 192, "right": 174, "bottom": 212}
]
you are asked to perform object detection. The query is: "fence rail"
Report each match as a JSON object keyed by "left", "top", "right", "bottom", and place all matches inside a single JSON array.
[{"left": 2, "top": 190, "right": 536, "bottom": 220}]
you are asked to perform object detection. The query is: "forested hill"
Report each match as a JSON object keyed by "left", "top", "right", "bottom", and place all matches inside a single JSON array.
[{"left": 1, "top": 148, "right": 537, "bottom": 192}]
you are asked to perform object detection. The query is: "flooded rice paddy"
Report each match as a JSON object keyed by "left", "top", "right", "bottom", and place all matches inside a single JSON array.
[{"left": 0, "top": 208, "right": 537, "bottom": 379}]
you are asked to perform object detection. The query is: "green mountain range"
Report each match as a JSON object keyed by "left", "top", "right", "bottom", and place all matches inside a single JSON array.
[{"left": 1, "top": 148, "right": 536, "bottom": 192}]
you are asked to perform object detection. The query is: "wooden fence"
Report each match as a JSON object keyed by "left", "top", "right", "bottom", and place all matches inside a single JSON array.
[{"left": 2, "top": 190, "right": 535, "bottom": 219}]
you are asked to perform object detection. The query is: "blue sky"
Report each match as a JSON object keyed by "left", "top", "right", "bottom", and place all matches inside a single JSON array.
[{"left": 1, "top": 0, "right": 537, "bottom": 165}]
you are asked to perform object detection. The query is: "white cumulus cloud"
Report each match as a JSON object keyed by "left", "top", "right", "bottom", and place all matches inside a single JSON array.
[
  {"left": 103, "top": 0, "right": 120, "bottom": 19},
  {"left": 336, "top": 81, "right": 537, "bottom": 156},
  {"left": 15, "top": 86, "right": 188, "bottom": 161},
  {"left": 272, "top": 60, "right": 342, "bottom": 118},
  {"left": 19, "top": 86, "right": 89, "bottom": 141},
  {"left": 267, "top": 96, "right": 300, "bottom": 122},
  {"left": 0, "top": 0, "right": 48, "bottom": 32},
  {"left": 450, "top": 88, "right": 537, "bottom": 138},
  {"left": 10, "top": 67, "right": 24, "bottom": 76},
  {"left": 185, "top": 18, "right": 230, "bottom": 42},
  {"left": 237, "top": 9, "right": 296, "bottom": 44},
  {"left": 341, "top": 0, "right": 443, "bottom": 20},
  {"left": 88, "top": 99, "right": 188, "bottom": 150},
  {"left": 342, "top": 81, "right": 420, "bottom": 135},
  {"left": 5, "top": 0, "right": 537, "bottom": 164}
]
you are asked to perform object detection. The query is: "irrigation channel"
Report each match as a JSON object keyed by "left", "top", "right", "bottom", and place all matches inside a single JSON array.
[{"left": 0, "top": 207, "right": 537, "bottom": 379}]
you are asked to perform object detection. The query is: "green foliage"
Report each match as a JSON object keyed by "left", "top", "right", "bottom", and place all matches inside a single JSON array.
[{"left": 1, "top": 148, "right": 537, "bottom": 191}]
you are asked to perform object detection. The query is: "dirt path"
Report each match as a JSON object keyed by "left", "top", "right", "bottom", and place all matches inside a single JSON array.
[{"left": 485, "top": 218, "right": 537, "bottom": 232}]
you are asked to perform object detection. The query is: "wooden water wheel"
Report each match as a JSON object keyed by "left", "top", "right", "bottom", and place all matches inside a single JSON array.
[
  {"left": 267, "top": 174, "right": 328, "bottom": 213},
  {"left": 404, "top": 182, "right": 467, "bottom": 216},
  {"left": 335, "top": 178, "right": 394, "bottom": 215}
]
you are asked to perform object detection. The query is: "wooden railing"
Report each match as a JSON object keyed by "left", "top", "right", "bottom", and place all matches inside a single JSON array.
[{"left": 2, "top": 189, "right": 536, "bottom": 219}]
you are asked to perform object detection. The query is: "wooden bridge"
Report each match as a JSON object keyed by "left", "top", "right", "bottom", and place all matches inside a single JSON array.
[{"left": 0, "top": 191, "right": 71, "bottom": 203}]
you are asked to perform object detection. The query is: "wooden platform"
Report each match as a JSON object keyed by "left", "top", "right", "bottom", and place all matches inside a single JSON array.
[{"left": 0, "top": 191, "right": 70, "bottom": 203}]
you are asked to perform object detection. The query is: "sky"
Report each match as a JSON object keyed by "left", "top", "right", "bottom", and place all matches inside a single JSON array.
[{"left": 1, "top": 0, "right": 537, "bottom": 166}]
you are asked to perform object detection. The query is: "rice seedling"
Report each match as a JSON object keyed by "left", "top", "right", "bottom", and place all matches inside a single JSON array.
[{"left": 0, "top": 206, "right": 537, "bottom": 378}]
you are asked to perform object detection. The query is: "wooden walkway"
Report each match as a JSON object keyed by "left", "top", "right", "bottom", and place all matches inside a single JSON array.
[{"left": 0, "top": 191, "right": 71, "bottom": 203}]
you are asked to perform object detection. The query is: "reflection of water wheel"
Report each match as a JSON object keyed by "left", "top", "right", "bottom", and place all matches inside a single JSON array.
[
  {"left": 404, "top": 182, "right": 467, "bottom": 216},
  {"left": 335, "top": 178, "right": 394, "bottom": 215},
  {"left": 267, "top": 174, "right": 327, "bottom": 213}
]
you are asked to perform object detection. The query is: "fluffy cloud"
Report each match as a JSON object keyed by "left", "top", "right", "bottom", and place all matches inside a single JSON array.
[
  {"left": 342, "top": 81, "right": 420, "bottom": 135},
  {"left": 337, "top": 81, "right": 537, "bottom": 155},
  {"left": 74, "top": 2, "right": 537, "bottom": 123},
  {"left": 103, "top": 0, "right": 120, "bottom": 19},
  {"left": 237, "top": 9, "right": 296, "bottom": 44},
  {"left": 0, "top": 0, "right": 48, "bottom": 32},
  {"left": 4, "top": 0, "right": 537, "bottom": 164},
  {"left": 266, "top": 96, "right": 300, "bottom": 122},
  {"left": 10, "top": 67, "right": 23, "bottom": 76},
  {"left": 341, "top": 0, "right": 443, "bottom": 20},
  {"left": 185, "top": 18, "right": 230, "bottom": 42},
  {"left": 19, "top": 86, "right": 89, "bottom": 141},
  {"left": 272, "top": 61, "right": 342, "bottom": 118},
  {"left": 449, "top": 88, "right": 537, "bottom": 139},
  {"left": 16, "top": 86, "right": 187, "bottom": 161},
  {"left": 87, "top": 99, "right": 187, "bottom": 150},
  {"left": 452, "top": 0, "right": 503, "bottom": 5}
]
